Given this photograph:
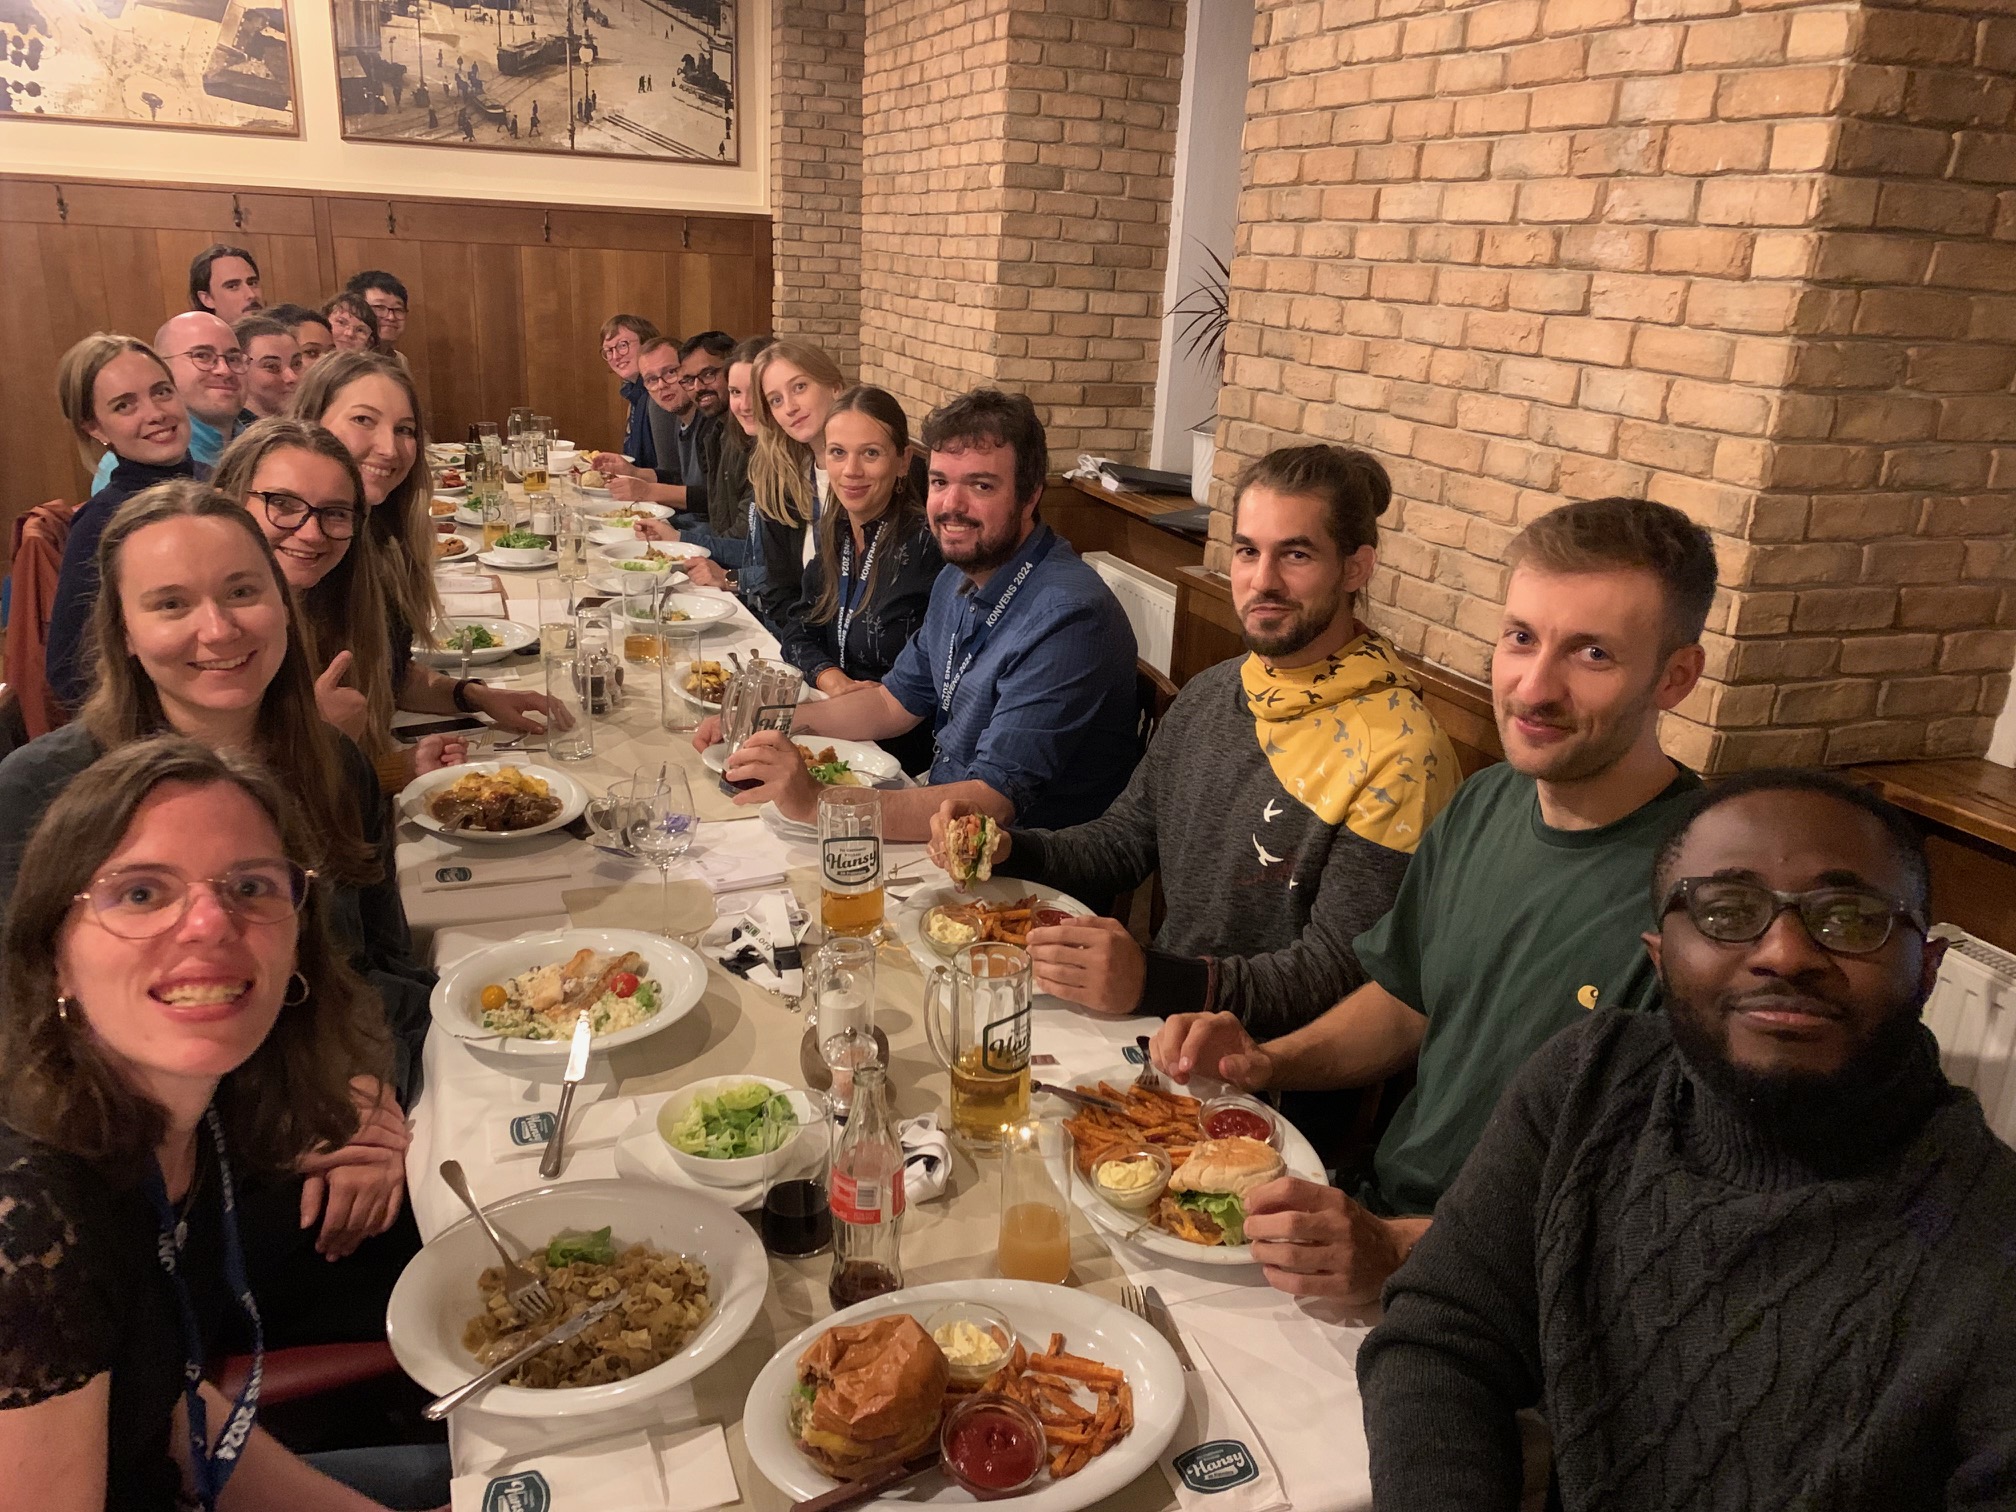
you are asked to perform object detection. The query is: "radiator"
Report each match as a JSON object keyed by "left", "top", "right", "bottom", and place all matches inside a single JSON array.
[
  {"left": 1085, "top": 552, "right": 1176, "bottom": 676},
  {"left": 1926, "top": 927, "right": 2016, "bottom": 1146}
]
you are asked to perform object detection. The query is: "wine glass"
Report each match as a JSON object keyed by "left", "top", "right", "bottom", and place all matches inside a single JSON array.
[{"left": 626, "top": 771, "right": 698, "bottom": 937}]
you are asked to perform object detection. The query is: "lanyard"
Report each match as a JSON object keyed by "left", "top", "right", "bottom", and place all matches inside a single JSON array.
[
  {"left": 835, "top": 520, "right": 882, "bottom": 676},
  {"left": 142, "top": 1107, "right": 263, "bottom": 1512},
  {"left": 934, "top": 529, "right": 1057, "bottom": 730}
]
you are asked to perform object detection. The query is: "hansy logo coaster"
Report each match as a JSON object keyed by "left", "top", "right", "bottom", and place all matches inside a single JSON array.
[
  {"left": 510, "top": 1113, "right": 556, "bottom": 1146},
  {"left": 1175, "top": 1439, "right": 1260, "bottom": 1492},
  {"left": 482, "top": 1470, "right": 552, "bottom": 1512}
]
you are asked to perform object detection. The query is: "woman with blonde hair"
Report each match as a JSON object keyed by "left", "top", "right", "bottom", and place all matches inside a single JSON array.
[
  {"left": 292, "top": 353, "right": 562, "bottom": 739},
  {"left": 45, "top": 332, "right": 198, "bottom": 710},
  {"left": 212, "top": 418, "right": 398, "bottom": 759},
  {"left": 746, "top": 339, "right": 845, "bottom": 630}
]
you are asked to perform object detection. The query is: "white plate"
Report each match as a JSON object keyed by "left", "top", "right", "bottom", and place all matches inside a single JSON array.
[
  {"left": 594, "top": 540, "right": 712, "bottom": 563},
  {"left": 624, "top": 591, "right": 736, "bottom": 626},
  {"left": 1063, "top": 1062, "right": 1325, "bottom": 1269},
  {"left": 590, "top": 525, "right": 642, "bottom": 545},
  {"left": 893, "top": 878, "right": 1094, "bottom": 972},
  {"left": 742, "top": 1278, "right": 1184, "bottom": 1510},
  {"left": 701, "top": 735, "right": 901, "bottom": 785},
  {"left": 615, "top": 1096, "right": 770, "bottom": 1210},
  {"left": 415, "top": 617, "right": 537, "bottom": 667},
  {"left": 432, "top": 486, "right": 469, "bottom": 502},
  {"left": 428, "top": 926, "right": 707, "bottom": 1057},
  {"left": 477, "top": 548, "right": 557, "bottom": 571},
  {"left": 641, "top": 1078, "right": 824, "bottom": 1191},
  {"left": 399, "top": 759, "right": 588, "bottom": 842},
  {"left": 665, "top": 658, "right": 728, "bottom": 711},
  {"left": 454, "top": 504, "right": 485, "bottom": 526},
  {"left": 386, "top": 1178, "right": 767, "bottom": 1420},
  {"left": 578, "top": 484, "right": 614, "bottom": 499},
  {"left": 587, "top": 501, "right": 673, "bottom": 522}
]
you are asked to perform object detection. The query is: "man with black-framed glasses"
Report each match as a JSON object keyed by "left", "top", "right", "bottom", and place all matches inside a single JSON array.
[
  {"left": 1360, "top": 768, "right": 2016, "bottom": 1512},
  {"left": 599, "top": 333, "right": 736, "bottom": 531}
]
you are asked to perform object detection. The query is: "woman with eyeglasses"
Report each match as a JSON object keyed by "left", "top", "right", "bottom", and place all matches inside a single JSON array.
[
  {"left": 0, "top": 483, "right": 431, "bottom": 1290},
  {"left": 292, "top": 354, "right": 564, "bottom": 750},
  {"left": 0, "top": 736, "right": 436, "bottom": 1511},
  {"left": 45, "top": 332, "right": 199, "bottom": 712}
]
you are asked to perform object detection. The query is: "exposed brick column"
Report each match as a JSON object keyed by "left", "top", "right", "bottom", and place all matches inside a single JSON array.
[
  {"left": 858, "top": 0, "right": 1185, "bottom": 459},
  {"left": 1212, "top": 0, "right": 2016, "bottom": 770},
  {"left": 772, "top": 0, "right": 864, "bottom": 376}
]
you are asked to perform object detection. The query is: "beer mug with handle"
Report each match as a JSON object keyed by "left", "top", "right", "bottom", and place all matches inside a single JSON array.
[{"left": 925, "top": 942, "right": 1033, "bottom": 1150}]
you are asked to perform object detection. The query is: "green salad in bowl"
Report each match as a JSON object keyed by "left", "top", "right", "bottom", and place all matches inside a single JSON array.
[
  {"left": 495, "top": 529, "right": 552, "bottom": 551},
  {"left": 664, "top": 1081, "right": 797, "bottom": 1160}
]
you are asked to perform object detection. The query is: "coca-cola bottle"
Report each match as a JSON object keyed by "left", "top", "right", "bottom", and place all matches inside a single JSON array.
[{"left": 828, "top": 1062, "right": 905, "bottom": 1309}]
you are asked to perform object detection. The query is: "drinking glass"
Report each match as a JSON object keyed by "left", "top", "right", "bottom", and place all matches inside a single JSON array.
[
  {"left": 555, "top": 501, "right": 589, "bottom": 591},
  {"left": 760, "top": 1089, "right": 834, "bottom": 1259},
  {"left": 818, "top": 786, "right": 884, "bottom": 939},
  {"left": 997, "top": 1120, "right": 1071, "bottom": 1283},
  {"left": 926, "top": 942, "right": 1034, "bottom": 1149},
  {"left": 526, "top": 489, "right": 557, "bottom": 538},
  {"left": 813, "top": 936, "right": 878, "bottom": 1113},
  {"left": 543, "top": 610, "right": 595, "bottom": 762},
  {"left": 657, "top": 625, "right": 704, "bottom": 733},
  {"left": 626, "top": 771, "right": 699, "bottom": 938}
]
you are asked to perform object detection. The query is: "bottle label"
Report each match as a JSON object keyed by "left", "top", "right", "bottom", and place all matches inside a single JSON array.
[
  {"left": 822, "top": 836, "right": 881, "bottom": 891},
  {"left": 829, "top": 1165, "right": 905, "bottom": 1224}
]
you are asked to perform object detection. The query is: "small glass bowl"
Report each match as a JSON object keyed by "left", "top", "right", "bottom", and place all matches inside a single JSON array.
[
  {"left": 939, "top": 1391, "right": 1046, "bottom": 1500},
  {"left": 1199, "top": 1092, "right": 1284, "bottom": 1150},
  {"left": 923, "top": 1302, "right": 1017, "bottom": 1389},
  {"left": 1088, "top": 1140, "right": 1173, "bottom": 1212}
]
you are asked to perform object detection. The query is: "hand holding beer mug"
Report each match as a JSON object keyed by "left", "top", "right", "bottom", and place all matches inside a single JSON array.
[
  {"left": 925, "top": 942, "right": 1033, "bottom": 1150},
  {"left": 819, "top": 786, "right": 884, "bottom": 939}
]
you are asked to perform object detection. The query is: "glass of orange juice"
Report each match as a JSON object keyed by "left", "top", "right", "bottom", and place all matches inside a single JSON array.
[{"left": 996, "top": 1120, "right": 1071, "bottom": 1284}]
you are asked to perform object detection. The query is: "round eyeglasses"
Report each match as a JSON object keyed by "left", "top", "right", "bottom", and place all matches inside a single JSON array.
[
  {"left": 1660, "top": 877, "right": 1926, "bottom": 956},
  {"left": 75, "top": 860, "right": 315, "bottom": 939}
]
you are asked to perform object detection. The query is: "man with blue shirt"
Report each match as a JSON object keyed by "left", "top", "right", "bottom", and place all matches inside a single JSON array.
[
  {"left": 706, "top": 389, "right": 1140, "bottom": 840},
  {"left": 89, "top": 312, "right": 243, "bottom": 492}
]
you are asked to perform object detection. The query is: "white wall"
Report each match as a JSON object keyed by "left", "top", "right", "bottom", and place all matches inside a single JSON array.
[
  {"left": 0, "top": 0, "right": 769, "bottom": 213},
  {"left": 1990, "top": 652, "right": 2016, "bottom": 766},
  {"left": 1148, "top": 0, "right": 1255, "bottom": 475}
]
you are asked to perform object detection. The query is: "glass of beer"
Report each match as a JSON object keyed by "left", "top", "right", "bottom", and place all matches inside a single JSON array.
[
  {"left": 522, "top": 426, "right": 549, "bottom": 492},
  {"left": 819, "top": 787, "right": 884, "bottom": 938},
  {"left": 925, "top": 942, "right": 1033, "bottom": 1149}
]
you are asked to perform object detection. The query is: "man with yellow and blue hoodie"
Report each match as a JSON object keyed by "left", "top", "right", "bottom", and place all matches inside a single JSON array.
[{"left": 930, "top": 444, "right": 1459, "bottom": 1035}]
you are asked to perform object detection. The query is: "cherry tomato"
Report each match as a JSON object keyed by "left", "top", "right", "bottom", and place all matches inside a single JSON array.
[
  {"left": 610, "top": 972, "right": 639, "bottom": 998},
  {"left": 479, "top": 984, "right": 507, "bottom": 1012}
]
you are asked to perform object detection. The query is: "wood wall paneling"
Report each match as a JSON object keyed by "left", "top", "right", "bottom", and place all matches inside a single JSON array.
[{"left": 0, "top": 173, "right": 772, "bottom": 553}]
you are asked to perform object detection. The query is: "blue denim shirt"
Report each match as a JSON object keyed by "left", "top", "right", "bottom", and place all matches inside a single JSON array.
[{"left": 882, "top": 525, "right": 1140, "bottom": 829}]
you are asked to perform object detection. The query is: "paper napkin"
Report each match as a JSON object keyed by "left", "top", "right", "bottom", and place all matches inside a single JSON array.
[
  {"left": 486, "top": 1096, "right": 638, "bottom": 1163},
  {"left": 1159, "top": 1346, "right": 1291, "bottom": 1512},
  {"left": 450, "top": 1423, "right": 738, "bottom": 1512}
]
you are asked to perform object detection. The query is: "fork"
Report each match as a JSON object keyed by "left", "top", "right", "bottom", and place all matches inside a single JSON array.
[
  {"left": 1133, "top": 1034, "right": 1167, "bottom": 1093},
  {"left": 440, "top": 1159, "right": 556, "bottom": 1323}
]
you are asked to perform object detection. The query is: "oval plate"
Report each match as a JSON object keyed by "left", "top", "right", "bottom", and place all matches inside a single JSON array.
[
  {"left": 427, "top": 926, "right": 707, "bottom": 1057},
  {"left": 400, "top": 759, "right": 587, "bottom": 842},
  {"left": 414, "top": 617, "right": 537, "bottom": 667},
  {"left": 894, "top": 877, "right": 1093, "bottom": 968}
]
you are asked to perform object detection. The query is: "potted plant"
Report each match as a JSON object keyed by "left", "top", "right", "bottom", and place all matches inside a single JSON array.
[{"left": 1170, "top": 247, "right": 1230, "bottom": 504}]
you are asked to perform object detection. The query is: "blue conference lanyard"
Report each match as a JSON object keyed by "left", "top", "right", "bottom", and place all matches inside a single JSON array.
[
  {"left": 934, "top": 529, "right": 1057, "bottom": 732},
  {"left": 834, "top": 520, "right": 882, "bottom": 676},
  {"left": 141, "top": 1107, "right": 263, "bottom": 1511}
]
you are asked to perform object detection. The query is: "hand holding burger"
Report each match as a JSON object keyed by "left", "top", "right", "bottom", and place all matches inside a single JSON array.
[{"left": 1160, "top": 1136, "right": 1284, "bottom": 1247}]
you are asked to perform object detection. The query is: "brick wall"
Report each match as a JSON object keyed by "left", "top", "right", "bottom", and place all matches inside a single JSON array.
[
  {"left": 1211, "top": 0, "right": 2016, "bottom": 769},
  {"left": 772, "top": 0, "right": 864, "bottom": 376},
  {"left": 858, "top": 0, "right": 1185, "bottom": 459}
]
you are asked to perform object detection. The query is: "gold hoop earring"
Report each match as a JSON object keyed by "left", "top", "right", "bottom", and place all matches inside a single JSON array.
[
  {"left": 283, "top": 972, "right": 311, "bottom": 1007},
  {"left": 56, "top": 993, "right": 77, "bottom": 1024}
]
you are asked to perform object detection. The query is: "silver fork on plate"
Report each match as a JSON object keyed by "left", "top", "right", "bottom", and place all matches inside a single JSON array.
[
  {"left": 1122, "top": 1282, "right": 1197, "bottom": 1372},
  {"left": 1133, "top": 1034, "right": 1166, "bottom": 1093},
  {"left": 440, "top": 1159, "right": 555, "bottom": 1323}
]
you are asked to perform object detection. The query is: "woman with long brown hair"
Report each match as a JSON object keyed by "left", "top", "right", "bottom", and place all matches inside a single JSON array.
[
  {"left": 292, "top": 353, "right": 561, "bottom": 739},
  {"left": 0, "top": 737, "right": 420, "bottom": 1510}
]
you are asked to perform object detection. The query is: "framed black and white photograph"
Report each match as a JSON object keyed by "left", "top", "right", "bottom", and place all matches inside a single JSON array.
[
  {"left": 331, "top": 0, "right": 735, "bottom": 163},
  {"left": 0, "top": 0, "right": 300, "bottom": 133}
]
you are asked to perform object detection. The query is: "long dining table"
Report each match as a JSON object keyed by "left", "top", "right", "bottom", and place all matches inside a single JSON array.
[{"left": 396, "top": 518, "right": 1380, "bottom": 1509}]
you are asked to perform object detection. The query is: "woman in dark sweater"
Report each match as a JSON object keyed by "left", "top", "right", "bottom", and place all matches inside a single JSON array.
[
  {"left": 45, "top": 333, "right": 200, "bottom": 710},
  {"left": 779, "top": 386, "right": 943, "bottom": 774},
  {"left": 0, "top": 736, "right": 406, "bottom": 1510},
  {"left": 747, "top": 340, "right": 846, "bottom": 634}
]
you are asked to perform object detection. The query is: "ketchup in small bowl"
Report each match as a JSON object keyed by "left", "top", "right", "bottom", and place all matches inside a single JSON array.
[
  {"left": 1200, "top": 1092, "right": 1283, "bottom": 1148},
  {"left": 941, "top": 1391, "right": 1045, "bottom": 1499},
  {"left": 1031, "top": 907, "right": 1073, "bottom": 930}
]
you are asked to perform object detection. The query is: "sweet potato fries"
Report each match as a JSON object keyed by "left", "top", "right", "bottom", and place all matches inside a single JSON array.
[
  {"left": 978, "top": 1332, "right": 1134, "bottom": 1480},
  {"left": 1062, "top": 1081, "right": 1205, "bottom": 1178}
]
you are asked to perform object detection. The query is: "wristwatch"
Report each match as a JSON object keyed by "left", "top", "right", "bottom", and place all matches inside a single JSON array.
[{"left": 451, "top": 678, "right": 485, "bottom": 713}]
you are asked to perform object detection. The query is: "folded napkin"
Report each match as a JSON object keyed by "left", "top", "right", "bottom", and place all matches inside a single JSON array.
[
  {"left": 441, "top": 590, "right": 511, "bottom": 620},
  {"left": 450, "top": 1424, "right": 737, "bottom": 1512},
  {"left": 1159, "top": 1343, "right": 1291, "bottom": 1512},
  {"left": 487, "top": 1095, "right": 638, "bottom": 1163},
  {"left": 687, "top": 846, "right": 787, "bottom": 896},
  {"left": 899, "top": 1112, "right": 952, "bottom": 1203},
  {"left": 704, "top": 890, "right": 808, "bottom": 995},
  {"left": 417, "top": 835, "right": 577, "bottom": 891}
]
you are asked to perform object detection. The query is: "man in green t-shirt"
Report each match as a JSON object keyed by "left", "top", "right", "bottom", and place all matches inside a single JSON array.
[{"left": 1153, "top": 495, "right": 1718, "bottom": 1303}]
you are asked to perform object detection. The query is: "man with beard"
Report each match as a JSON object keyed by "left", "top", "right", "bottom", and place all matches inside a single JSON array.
[
  {"left": 188, "top": 242, "right": 263, "bottom": 323},
  {"left": 921, "top": 444, "right": 1460, "bottom": 1029},
  {"left": 711, "top": 388, "right": 1139, "bottom": 839},
  {"left": 1359, "top": 771, "right": 2016, "bottom": 1512},
  {"left": 1153, "top": 495, "right": 1714, "bottom": 1301},
  {"left": 601, "top": 331, "right": 733, "bottom": 521}
]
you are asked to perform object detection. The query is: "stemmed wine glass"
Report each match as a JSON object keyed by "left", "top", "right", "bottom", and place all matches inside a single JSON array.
[{"left": 625, "top": 770, "right": 698, "bottom": 937}]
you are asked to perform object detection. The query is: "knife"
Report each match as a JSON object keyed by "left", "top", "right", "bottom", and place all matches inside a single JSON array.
[
  {"left": 789, "top": 1449, "right": 940, "bottom": 1512},
  {"left": 422, "top": 1291, "right": 627, "bottom": 1419},
  {"left": 539, "top": 1006, "right": 595, "bottom": 1178},
  {"left": 1143, "top": 1285, "right": 1197, "bottom": 1373},
  {"left": 1032, "top": 1080, "right": 1127, "bottom": 1114}
]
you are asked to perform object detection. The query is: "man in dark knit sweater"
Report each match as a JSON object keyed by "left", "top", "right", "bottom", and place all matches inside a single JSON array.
[
  {"left": 927, "top": 443, "right": 1459, "bottom": 1034},
  {"left": 1359, "top": 771, "right": 2016, "bottom": 1512}
]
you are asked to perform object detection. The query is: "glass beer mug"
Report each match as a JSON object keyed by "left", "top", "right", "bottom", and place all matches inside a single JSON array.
[{"left": 925, "top": 942, "right": 1033, "bottom": 1150}]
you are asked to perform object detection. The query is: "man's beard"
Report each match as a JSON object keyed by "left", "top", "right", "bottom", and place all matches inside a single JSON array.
[
  {"left": 1496, "top": 674, "right": 1659, "bottom": 783},
  {"left": 934, "top": 511, "right": 1024, "bottom": 573},
  {"left": 1240, "top": 582, "right": 1348, "bottom": 659}
]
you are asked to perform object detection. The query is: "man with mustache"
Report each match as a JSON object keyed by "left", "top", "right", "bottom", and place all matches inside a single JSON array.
[
  {"left": 919, "top": 444, "right": 1461, "bottom": 1042},
  {"left": 705, "top": 388, "right": 1140, "bottom": 839},
  {"left": 1153, "top": 496, "right": 1714, "bottom": 1301},
  {"left": 1359, "top": 771, "right": 2016, "bottom": 1512},
  {"left": 188, "top": 242, "right": 263, "bottom": 323}
]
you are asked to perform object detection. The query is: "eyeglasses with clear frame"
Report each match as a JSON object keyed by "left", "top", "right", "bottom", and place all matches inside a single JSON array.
[
  {"left": 247, "top": 489, "right": 358, "bottom": 540},
  {"left": 74, "top": 860, "right": 316, "bottom": 940},
  {"left": 163, "top": 346, "right": 249, "bottom": 373},
  {"left": 1660, "top": 876, "right": 1928, "bottom": 956}
]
